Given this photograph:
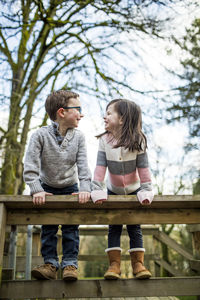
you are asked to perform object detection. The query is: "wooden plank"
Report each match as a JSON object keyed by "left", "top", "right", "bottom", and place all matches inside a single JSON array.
[
  {"left": 0, "top": 277, "right": 200, "bottom": 298},
  {"left": 189, "top": 260, "right": 200, "bottom": 272},
  {"left": 188, "top": 224, "right": 200, "bottom": 232},
  {"left": 3, "top": 254, "right": 160, "bottom": 271},
  {"left": 155, "top": 259, "right": 185, "bottom": 276},
  {"left": 1, "top": 194, "right": 200, "bottom": 209},
  {"left": 7, "top": 225, "right": 159, "bottom": 235},
  {"left": 79, "top": 226, "right": 160, "bottom": 236},
  {"left": 6, "top": 208, "right": 200, "bottom": 225},
  {"left": 0, "top": 203, "right": 6, "bottom": 284},
  {"left": 154, "top": 231, "right": 194, "bottom": 260},
  {"left": 2, "top": 268, "right": 13, "bottom": 281}
]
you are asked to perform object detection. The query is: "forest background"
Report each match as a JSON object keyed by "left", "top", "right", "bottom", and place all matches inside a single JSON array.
[{"left": 0, "top": 0, "right": 199, "bottom": 284}]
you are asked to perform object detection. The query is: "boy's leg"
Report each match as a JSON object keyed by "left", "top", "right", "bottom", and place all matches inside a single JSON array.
[
  {"left": 61, "top": 225, "right": 79, "bottom": 268},
  {"left": 61, "top": 225, "right": 79, "bottom": 280},
  {"left": 41, "top": 225, "right": 60, "bottom": 268},
  {"left": 31, "top": 225, "right": 59, "bottom": 280}
]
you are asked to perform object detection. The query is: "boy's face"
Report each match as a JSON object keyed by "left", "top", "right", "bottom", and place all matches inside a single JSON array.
[{"left": 63, "top": 97, "right": 83, "bottom": 128}]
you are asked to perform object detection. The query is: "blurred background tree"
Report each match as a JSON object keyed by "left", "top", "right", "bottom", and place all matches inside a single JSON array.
[{"left": 0, "top": 0, "right": 176, "bottom": 195}]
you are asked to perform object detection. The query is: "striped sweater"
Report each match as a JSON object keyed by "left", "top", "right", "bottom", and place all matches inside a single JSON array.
[{"left": 91, "top": 134, "right": 153, "bottom": 203}]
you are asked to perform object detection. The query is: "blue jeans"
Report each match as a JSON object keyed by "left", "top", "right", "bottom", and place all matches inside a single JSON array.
[
  {"left": 41, "top": 182, "right": 79, "bottom": 269},
  {"left": 107, "top": 189, "right": 143, "bottom": 249}
]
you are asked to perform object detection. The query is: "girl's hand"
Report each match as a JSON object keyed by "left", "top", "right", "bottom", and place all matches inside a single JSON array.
[
  {"left": 32, "top": 191, "right": 53, "bottom": 205},
  {"left": 141, "top": 199, "right": 151, "bottom": 206},
  {"left": 95, "top": 199, "right": 106, "bottom": 205},
  {"left": 72, "top": 192, "right": 91, "bottom": 203}
]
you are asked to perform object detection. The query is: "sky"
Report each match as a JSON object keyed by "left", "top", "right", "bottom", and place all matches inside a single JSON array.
[{"left": 0, "top": 1, "right": 199, "bottom": 195}]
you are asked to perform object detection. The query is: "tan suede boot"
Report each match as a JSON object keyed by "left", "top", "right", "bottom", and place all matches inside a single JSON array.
[
  {"left": 130, "top": 251, "right": 151, "bottom": 279},
  {"left": 31, "top": 263, "right": 57, "bottom": 280},
  {"left": 104, "top": 249, "right": 121, "bottom": 280}
]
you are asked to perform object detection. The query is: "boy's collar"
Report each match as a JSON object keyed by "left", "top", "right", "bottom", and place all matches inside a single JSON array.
[{"left": 51, "top": 121, "right": 74, "bottom": 140}]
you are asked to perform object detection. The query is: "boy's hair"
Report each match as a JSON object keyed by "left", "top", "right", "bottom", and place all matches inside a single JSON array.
[
  {"left": 45, "top": 90, "right": 79, "bottom": 121},
  {"left": 98, "top": 98, "right": 147, "bottom": 152}
]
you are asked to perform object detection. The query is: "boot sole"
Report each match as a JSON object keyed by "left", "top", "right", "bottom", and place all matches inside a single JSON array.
[
  {"left": 104, "top": 272, "right": 120, "bottom": 280},
  {"left": 63, "top": 275, "right": 78, "bottom": 281},
  {"left": 31, "top": 270, "right": 56, "bottom": 280},
  {"left": 134, "top": 271, "right": 151, "bottom": 279}
]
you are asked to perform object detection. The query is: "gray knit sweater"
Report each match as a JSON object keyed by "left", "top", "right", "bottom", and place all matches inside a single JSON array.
[{"left": 23, "top": 124, "right": 91, "bottom": 195}]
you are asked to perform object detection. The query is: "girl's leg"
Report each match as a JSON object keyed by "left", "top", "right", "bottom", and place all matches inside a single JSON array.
[
  {"left": 104, "top": 225, "right": 122, "bottom": 280},
  {"left": 108, "top": 225, "right": 123, "bottom": 249},
  {"left": 126, "top": 225, "right": 151, "bottom": 279},
  {"left": 126, "top": 224, "right": 144, "bottom": 250}
]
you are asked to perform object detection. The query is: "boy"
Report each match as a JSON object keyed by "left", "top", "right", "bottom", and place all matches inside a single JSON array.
[{"left": 23, "top": 90, "right": 91, "bottom": 281}]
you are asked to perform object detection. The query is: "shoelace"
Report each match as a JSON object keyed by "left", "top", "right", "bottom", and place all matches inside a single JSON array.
[{"left": 65, "top": 265, "right": 76, "bottom": 270}]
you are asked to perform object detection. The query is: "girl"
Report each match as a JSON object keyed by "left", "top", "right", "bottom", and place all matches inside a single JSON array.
[{"left": 91, "top": 99, "right": 154, "bottom": 280}]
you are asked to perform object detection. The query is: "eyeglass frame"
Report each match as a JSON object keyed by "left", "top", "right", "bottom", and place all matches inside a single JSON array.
[{"left": 62, "top": 106, "right": 82, "bottom": 113}]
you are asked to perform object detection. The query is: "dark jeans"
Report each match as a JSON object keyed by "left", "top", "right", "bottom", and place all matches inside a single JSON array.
[
  {"left": 107, "top": 189, "right": 143, "bottom": 250},
  {"left": 41, "top": 182, "right": 79, "bottom": 269}
]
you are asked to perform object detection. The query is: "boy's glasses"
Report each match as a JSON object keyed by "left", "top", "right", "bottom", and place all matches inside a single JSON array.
[{"left": 62, "top": 106, "right": 82, "bottom": 113}]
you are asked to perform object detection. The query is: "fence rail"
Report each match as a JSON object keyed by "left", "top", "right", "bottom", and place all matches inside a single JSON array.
[{"left": 0, "top": 194, "right": 200, "bottom": 299}]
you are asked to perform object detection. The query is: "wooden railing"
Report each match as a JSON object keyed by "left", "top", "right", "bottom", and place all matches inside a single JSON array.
[{"left": 0, "top": 194, "right": 200, "bottom": 299}]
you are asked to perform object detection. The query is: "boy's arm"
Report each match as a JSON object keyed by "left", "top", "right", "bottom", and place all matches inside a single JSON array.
[
  {"left": 136, "top": 151, "right": 154, "bottom": 205},
  {"left": 76, "top": 133, "right": 92, "bottom": 203},
  {"left": 23, "top": 131, "right": 44, "bottom": 195}
]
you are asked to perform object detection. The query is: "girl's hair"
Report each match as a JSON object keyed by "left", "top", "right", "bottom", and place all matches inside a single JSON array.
[
  {"left": 98, "top": 99, "right": 147, "bottom": 152},
  {"left": 45, "top": 90, "right": 79, "bottom": 121}
]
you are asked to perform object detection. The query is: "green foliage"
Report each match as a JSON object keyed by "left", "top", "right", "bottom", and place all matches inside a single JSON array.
[
  {"left": 168, "top": 17, "right": 200, "bottom": 140},
  {"left": 193, "top": 176, "right": 200, "bottom": 195}
]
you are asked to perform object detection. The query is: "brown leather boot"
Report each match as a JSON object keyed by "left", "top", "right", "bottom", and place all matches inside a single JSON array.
[
  {"left": 31, "top": 263, "right": 57, "bottom": 280},
  {"left": 104, "top": 249, "right": 121, "bottom": 280},
  {"left": 130, "top": 250, "right": 151, "bottom": 279},
  {"left": 63, "top": 265, "right": 78, "bottom": 281}
]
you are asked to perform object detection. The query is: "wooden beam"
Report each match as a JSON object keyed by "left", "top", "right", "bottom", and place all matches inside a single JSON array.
[
  {"left": 3, "top": 254, "right": 160, "bottom": 272},
  {"left": 154, "top": 231, "right": 194, "bottom": 260},
  {"left": 155, "top": 259, "right": 185, "bottom": 276},
  {"left": 1, "top": 194, "right": 200, "bottom": 209},
  {"left": 6, "top": 208, "right": 200, "bottom": 225},
  {"left": 0, "top": 277, "right": 200, "bottom": 298},
  {"left": 189, "top": 260, "right": 200, "bottom": 272},
  {"left": 1, "top": 195, "right": 199, "bottom": 225},
  {"left": 79, "top": 226, "right": 160, "bottom": 236},
  {"left": 0, "top": 203, "right": 6, "bottom": 285}
]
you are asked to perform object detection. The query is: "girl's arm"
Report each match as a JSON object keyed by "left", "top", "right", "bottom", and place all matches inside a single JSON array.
[
  {"left": 136, "top": 151, "right": 154, "bottom": 205},
  {"left": 91, "top": 137, "right": 108, "bottom": 203}
]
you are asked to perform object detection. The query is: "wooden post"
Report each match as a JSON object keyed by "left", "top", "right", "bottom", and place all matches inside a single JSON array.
[
  {"left": 188, "top": 225, "right": 200, "bottom": 260},
  {"left": 0, "top": 203, "right": 6, "bottom": 285},
  {"left": 8, "top": 225, "right": 17, "bottom": 280},
  {"left": 25, "top": 225, "right": 33, "bottom": 280}
]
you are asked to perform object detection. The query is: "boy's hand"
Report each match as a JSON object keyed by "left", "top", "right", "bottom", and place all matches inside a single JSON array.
[
  {"left": 32, "top": 191, "right": 53, "bottom": 205},
  {"left": 72, "top": 192, "right": 90, "bottom": 203}
]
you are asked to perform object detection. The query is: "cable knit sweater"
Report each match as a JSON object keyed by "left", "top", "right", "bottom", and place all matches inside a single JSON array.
[
  {"left": 91, "top": 134, "right": 154, "bottom": 204},
  {"left": 23, "top": 124, "right": 91, "bottom": 195}
]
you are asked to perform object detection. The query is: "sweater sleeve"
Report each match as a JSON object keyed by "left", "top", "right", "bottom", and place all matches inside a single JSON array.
[
  {"left": 23, "top": 131, "right": 44, "bottom": 195},
  {"left": 76, "top": 132, "right": 91, "bottom": 192},
  {"left": 91, "top": 137, "right": 108, "bottom": 202},
  {"left": 136, "top": 150, "right": 154, "bottom": 204}
]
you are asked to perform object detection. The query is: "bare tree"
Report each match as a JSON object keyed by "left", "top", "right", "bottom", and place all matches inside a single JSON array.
[{"left": 0, "top": 0, "right": 175, "bottom": 195}]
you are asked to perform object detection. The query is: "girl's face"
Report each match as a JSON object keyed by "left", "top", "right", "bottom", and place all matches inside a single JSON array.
[{"left": 104, "top": 104, "right": 122, "bottom": 135}]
